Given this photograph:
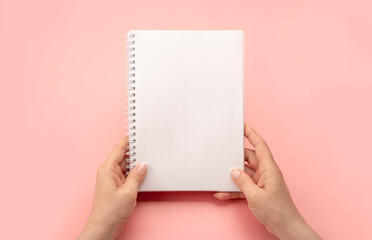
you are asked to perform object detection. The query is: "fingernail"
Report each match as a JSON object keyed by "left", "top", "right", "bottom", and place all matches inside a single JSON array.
[
  {"left": 136, "top": 162, "right": 147, "bottom": 175},
  {"left": 231, "top": 168, "right": 241, "bottom": 179},
  {"left": 213, "top": 193, "right": 217, "bottom": 198}
]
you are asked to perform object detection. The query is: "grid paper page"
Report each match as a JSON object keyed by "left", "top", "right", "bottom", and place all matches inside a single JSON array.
[{"left": 131, "top": 30, "right": 244, "bottom": 191}]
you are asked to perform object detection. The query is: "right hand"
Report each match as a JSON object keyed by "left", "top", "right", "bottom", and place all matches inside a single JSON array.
[{"left": 215, "top": 124, "right": 321, "bottom": 240}]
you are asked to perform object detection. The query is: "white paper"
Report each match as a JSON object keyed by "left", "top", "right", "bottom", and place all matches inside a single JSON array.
[{"left": 129, "top": 30, "right": 244, "bottom": 191}]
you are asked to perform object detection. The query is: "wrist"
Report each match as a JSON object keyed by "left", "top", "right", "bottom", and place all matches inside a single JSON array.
[
  {"left": 269, "top": 212, "right": 320, "bottom": 240},
  {"left": 270, "top": 213, "right": 306, "bottom": 239},
  {"left": 78, "top": 223, "right": 114, "bottom": 240},
  {"left": 78, "top": 215, "right": 119, "bottom": 240}
]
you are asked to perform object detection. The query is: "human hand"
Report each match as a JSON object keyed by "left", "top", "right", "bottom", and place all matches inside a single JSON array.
[
  {"left": 77, "top": 138, "right": 147, "bottom": 240},
  {"left": 215, "top": 124, "right": 321, "bottom": 240}
]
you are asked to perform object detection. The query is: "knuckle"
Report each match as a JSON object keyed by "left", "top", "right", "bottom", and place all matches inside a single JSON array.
[
  {"left": 237, "top": 175, "right": 249, "bottom": 188},
  {"left": 259, "top": 140, "right": 268, "bottom": 148},
  {"left": 128, "top": 174, "right": 141, "bottom": 184},
  {"left": 240, "top": 178, "right": 250, "bottom": 189}
]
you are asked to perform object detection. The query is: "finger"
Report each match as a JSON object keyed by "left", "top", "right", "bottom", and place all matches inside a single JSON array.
[
  {"left": 121, "top": 162, "right": 147, "bottom": 192},
  {"left": 244, "top": 162, "right": 256, "bottom": 178},
  {"left": 106, "top": 137, "right": 128, "bottom": 165},
  {"left": 244, "top": 123, "right": 269, "bottom": 152},
  {"left": 120, "top": 154, "right": 129, "bottom": 172},
  {"left": 245, "top": 148, "right": 258, "bottom": 170},
  {"left": 244, "top": 124, "right": 274, "bottom": 164},
  {"left": 245, "top": 160, "right": 261, "bottom": 184},
  {"left": 231, "top": 168, "right": 260, "bottom": 200},
  {"left": 214, "top": 192, "right": 245, "bottom": 200}
]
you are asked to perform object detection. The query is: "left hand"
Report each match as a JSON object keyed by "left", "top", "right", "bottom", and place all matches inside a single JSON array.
[{"left": 77, "top": 138, "right": 147, "bottom": 240}]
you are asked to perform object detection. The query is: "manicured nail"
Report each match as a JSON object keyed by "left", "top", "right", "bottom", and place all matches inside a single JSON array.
[
  {"left": 231, "top": 168, "right": 241, "bottom": 179},
  {"left": 136, "top": 162, "right": 147, "bottom": 175}
]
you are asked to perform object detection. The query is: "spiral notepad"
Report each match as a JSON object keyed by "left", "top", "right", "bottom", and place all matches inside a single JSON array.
[{"left": 126, "top": 30, "right": 244, "bottom": 191}]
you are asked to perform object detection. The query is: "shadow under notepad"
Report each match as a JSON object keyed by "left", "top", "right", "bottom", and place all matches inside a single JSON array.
[{"left": 137, "top": 191, "right": 237, "bottom": 202}]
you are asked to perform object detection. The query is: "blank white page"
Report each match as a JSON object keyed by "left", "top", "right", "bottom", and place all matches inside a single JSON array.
[{"left": 129, "top": 30, "right": 244, "bottom": 191}]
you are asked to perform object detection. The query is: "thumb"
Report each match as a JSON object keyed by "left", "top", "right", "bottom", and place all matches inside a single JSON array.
[
  {"left": 231, "top": 168, "right": 259, "bottom": 200},
  {"left": 122, "top": 162, "right": 147, "bottom": 192}
]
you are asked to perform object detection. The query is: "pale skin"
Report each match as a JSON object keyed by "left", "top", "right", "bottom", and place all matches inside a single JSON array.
[
  {"left": 214, "top": 124, "right": 321, "bottom": 240},
  {"left": 77, "top": 124, "right": 321, "bottom": 240},
  {"left": 77, "top": 138, "right": 148, "bottom": 240}
]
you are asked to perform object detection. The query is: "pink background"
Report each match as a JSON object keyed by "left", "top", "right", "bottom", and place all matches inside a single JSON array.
[{"left": 1, "top": 0, "right": 371, "bottom": 239}]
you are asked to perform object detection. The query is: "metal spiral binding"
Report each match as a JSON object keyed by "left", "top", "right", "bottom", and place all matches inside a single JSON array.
[{"left": 126, "top": 32, "right": 136, "bottom": 175}]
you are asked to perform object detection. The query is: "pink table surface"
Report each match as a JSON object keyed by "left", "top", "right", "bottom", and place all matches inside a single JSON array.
[{"left": 1, "top": 0, "right": 371, "bottom": 239}]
